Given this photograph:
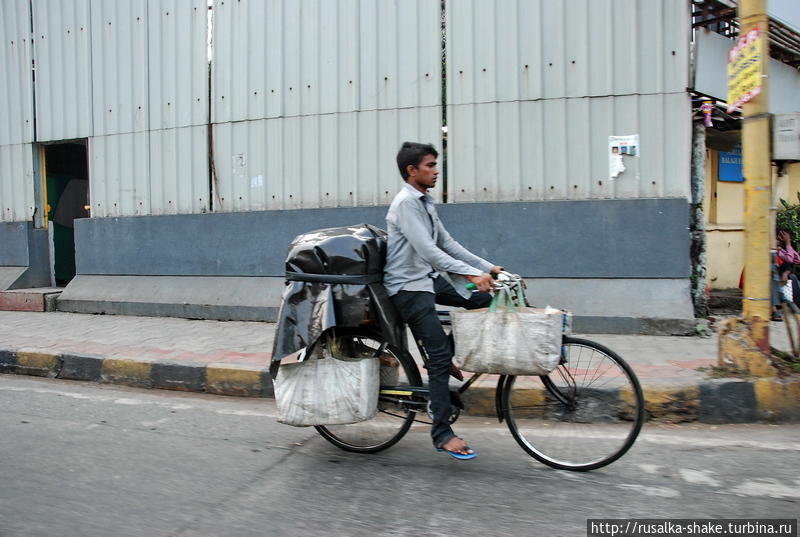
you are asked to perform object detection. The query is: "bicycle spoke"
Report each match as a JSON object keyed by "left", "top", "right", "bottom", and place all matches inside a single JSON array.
[{"left": 504, "top": 337, "right": 644, "bottom": 471}]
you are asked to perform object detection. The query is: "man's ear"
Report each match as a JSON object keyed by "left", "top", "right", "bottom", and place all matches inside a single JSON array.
[{"left": 406, "top": 164, "right": 417, "bottom": 178}]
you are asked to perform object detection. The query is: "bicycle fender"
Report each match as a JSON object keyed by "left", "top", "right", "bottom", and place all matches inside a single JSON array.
[{"left": 495, "top": 375, "right": 508, "bottom": 423}]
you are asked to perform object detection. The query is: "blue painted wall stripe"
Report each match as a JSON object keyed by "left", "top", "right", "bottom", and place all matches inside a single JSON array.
[{"left": 71, "top": 198, "right": 689, "bottom": 279}]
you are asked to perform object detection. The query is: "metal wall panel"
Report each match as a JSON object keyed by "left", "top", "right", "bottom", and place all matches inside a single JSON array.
[
  {"left": 771, "top": 0, "right": 800, "bottom": 33},
  {"left": 90, "top": 0, "right": 149, "bottom": 136},
  {"left": 90, "top": 126, "right": 208, "bottom": 217},
  {"left": 32, "top": 0, "right": 93, "bottom": 141},
  {"left": 447, "top": 0, "right": 689, "bottom": 106},
  {"left": 0, "top": 144, "right": 35, "bottom": 222},
  {"left": 89, "top": 132, "right": 150, "bottom": 217},
  {"left": 0, "top": 1, "right": 35, "bottom": 146},
  {"left": 148, "top": 0, "right": 208, "bottom": 130},
  {"left": 212, "top": 0, "right": 441, "bottom": 123},
  {"left": 212, "top": 107, "right": 442, "bottom": 212},
  {"left": 446, "top": 93, "right": 691, "bottom": 202},
  {"left": 149, "top": 126, "right": 209, "bottom": 214}
]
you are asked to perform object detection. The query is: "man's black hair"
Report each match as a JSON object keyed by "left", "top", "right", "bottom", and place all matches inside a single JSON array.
[{"left": 396, "top": 141, "right": 438, "bottom": 180}]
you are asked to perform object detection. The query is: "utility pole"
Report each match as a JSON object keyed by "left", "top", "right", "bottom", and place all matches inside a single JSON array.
[
  {"left": 740, "top": 0, "right": 771, "bottom": 351},
  {"left": 718, "top": 0, "right": 775, "bottom": 375}
]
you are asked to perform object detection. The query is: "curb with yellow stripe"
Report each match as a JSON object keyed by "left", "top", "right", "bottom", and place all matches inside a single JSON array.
[
  {"left": 0, "top": 348, "right": 273, "bottom": 398},
  {"left": 1, "top": 347, "right": 798, "bottom": 422}
]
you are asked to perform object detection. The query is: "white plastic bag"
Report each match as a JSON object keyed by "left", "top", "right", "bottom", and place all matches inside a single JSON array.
[
  {"left": 275, "top": 351, "right": 380, "bottom": 427},
  {"left": 451, "top": 285, "right": 568, "bottom": 376}
]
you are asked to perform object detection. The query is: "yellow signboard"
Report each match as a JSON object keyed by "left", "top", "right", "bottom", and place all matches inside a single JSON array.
[{"left": 727, "top": 26, "right": 763, "bottom": 113}]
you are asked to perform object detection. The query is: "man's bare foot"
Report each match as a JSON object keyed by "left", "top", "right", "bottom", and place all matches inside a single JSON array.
[{"left": 441, "top": 436, "right": 474, "bottom": 455}]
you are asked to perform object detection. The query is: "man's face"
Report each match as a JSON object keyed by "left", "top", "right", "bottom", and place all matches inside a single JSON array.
[{"left": 407, "top": 154, "right": 439, "bottom": 191}]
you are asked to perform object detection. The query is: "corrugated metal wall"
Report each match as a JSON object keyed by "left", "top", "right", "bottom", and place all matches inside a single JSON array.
[
  {"left": 0, "top": 0, "right": 35, "bottom": 146},
  {"left": 446, "top": 0, "right": 691, "bottom": 202},
  {"left": 447, "top": 94, "right": 692, "bottom": 202},
  {"left": 212, "top": 107, "right": 441, "bottom": 212},
  {"left": 28, "top": 0, "right": 210, "bottom": 219},
  {"left": 148, "top": 0, "right": 208, "bottom": 131},
  {"left": 3, "top": 0, "right": 695, "bottom": 223},
  {"left": 90, "top": 126, "right": 208, "bottom": 217},
  {"left": 32, "top": 0, "right": 94, "bottom": 141},
  {"left": 0, "top": 2, "right": 35, "bottom": 224},
  {"left": 210, "top": 0, "right": 443, "bottom": 210},
  {"left": 90, "top": 0, "right": 149, "bottom": 137},
  {"left": 87, "top": 0, "right": 210, "bottom": 217},
  {"left": 0, "top": 144, "right": 35, "bottom": 222},
  {"left": 212, "top": 0, "right": 441, "bottom": 122}
]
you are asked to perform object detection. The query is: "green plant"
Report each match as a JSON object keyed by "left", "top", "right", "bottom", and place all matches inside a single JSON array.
[{"left": 776, "top": 193, "right": 800, "bottom": 240}]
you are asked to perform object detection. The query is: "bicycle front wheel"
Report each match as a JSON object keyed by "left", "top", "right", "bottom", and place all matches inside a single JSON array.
[
  {"left": 314, "top": 328, "right": 422, "bottom": 453},
  {"left": 502, "top": 336, "right": 644, "bottom": 471}
]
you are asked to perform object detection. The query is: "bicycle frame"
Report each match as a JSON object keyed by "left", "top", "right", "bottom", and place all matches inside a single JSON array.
[
  {"left": 317, "top": 311, "right": 644, "bottom": 471},
  {"left": 376, "top": 270, "right": 580, "bottom": 427}
]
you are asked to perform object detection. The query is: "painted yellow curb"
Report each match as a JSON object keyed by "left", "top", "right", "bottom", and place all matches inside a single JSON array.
[
  {"left": 206, "top": 364, "right": 265, "bottom": 397},
  {"left": 15, "top": 351, "right": 59, "bottom": 376},
  {"left": 101, "top": 359, "right": 152, "bottom": 386},
  {"left": 718, "top": 318, "right": 779, "bottom": 377},
  {"left": 754, "top": 378, "right": 800, "bottom": 422},
  {"left": 625, "top": 385, "right": 699, "bottom": 422}
]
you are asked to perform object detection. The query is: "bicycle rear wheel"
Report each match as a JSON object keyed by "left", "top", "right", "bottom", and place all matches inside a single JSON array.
[
  {"left": 314, "top": 327, "right": 422, "bottom": 453},
  {"left": 502, "top": 336, "right": 644, "bottom": 471}
]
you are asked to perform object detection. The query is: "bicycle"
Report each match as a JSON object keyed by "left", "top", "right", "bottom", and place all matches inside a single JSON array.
[{"left": 312, "top": 273, "right": 645, "bottom": 472}]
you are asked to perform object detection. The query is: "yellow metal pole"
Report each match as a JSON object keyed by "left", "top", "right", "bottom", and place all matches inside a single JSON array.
[
  {"left": 41, "top": 145, "right": 49, "bottom": 230},
  {"left": 739, "top": 0, "right": 771, "bottom": 352},
  {"left": 717, "top": 0, "right": 776, "bottom": 376}
]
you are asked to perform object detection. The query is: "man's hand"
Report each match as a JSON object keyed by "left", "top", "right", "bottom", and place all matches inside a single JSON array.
[
  {"left": 467, "top": 273, "right": 494, "bottom": 292},
  {"left": 490, "top": 265, "right": 505, "bottom": 275}
]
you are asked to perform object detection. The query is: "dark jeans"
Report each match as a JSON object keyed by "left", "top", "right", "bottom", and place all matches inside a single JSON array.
[
  {"left": 389, "top": 276, "right": 491, "bottom": 447},
  {"left": 772, "top": 271, "right": 800, "bottom": 310}
]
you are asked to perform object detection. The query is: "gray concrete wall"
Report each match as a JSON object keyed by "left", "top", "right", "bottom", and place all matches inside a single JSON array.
[
  {"left": 0, "top": 222, "right": 51, "bottom": 289},
  {"left": 74, "top": 198, "right": 689, "bottom": 278},
  {"left": 60, "top": 198, "right": 695, "bottom": 332},
  {"left": 57, "top": 275, "right": 282, "bottom": 321},
  {"left": 57, "top": 274, "right": 697, "bottom": 334},
  {"left": 0, "top": 222, "right": 31, "bottom": 266}
]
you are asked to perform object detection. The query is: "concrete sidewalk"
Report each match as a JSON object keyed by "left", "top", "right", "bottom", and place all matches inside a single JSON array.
[{"left": 0, "top": 311, "right": 798, "bottom": 423}]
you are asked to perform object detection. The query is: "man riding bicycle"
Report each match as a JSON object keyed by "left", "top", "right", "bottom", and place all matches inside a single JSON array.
[{"left": 384, "top": 141, "right": 504, "bottom": 460}]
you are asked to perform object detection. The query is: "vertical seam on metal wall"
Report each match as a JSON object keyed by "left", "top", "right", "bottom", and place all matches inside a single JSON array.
[
  {"left": 208, "top": 1, "right": 217, "bottom": 212},
  {"left": 353, "top": 2, "right": 361, "bottom": 203},
  {"left": 28, "top": 0, "right": 37, "bottom": 144},
  {"left": 87, "top": 0, "right": 94, "bottom": 137},
  {"left": 145, "top": 0, "right": 152, "bottom": 215}
]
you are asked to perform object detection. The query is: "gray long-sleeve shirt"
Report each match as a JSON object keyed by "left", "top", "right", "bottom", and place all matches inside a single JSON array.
[{"left": 383, "top": 182, "right": 493, "bottom": 296}]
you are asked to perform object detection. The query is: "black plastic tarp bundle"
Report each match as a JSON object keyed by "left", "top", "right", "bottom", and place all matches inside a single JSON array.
[{"left": 270, "top": 224, "right": 405, "bottom": 377}]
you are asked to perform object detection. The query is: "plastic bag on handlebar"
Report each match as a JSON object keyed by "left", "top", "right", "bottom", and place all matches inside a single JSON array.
[{"left": 450, "top": 283, "right": 567, "bottom": 376}]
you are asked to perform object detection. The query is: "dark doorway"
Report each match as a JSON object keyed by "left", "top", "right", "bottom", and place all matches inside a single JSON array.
[{"left": 44, "top": 142, "right": 89, "bottom": 286}]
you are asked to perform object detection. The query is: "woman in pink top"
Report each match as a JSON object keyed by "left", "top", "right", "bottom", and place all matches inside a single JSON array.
[
  {"left": 773, "top": 229, "right": 800, "bottom": 320},
  {"left": 777, "top": 229, "right": 800, "bottom": 265}
]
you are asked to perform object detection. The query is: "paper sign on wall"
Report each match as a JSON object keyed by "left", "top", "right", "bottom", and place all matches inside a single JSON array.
[{"left": 609, "top": 135, "right": 639, "bottom": 179}]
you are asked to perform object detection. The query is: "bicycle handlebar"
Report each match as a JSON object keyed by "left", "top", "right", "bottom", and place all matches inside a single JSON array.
[{"left": 465, "top": 271, "right": 523, "bottom": 292}]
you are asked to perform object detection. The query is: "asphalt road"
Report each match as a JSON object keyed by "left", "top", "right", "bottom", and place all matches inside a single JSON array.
[{"left": 1, "top": 375, "right": 797, "bottom": 537}]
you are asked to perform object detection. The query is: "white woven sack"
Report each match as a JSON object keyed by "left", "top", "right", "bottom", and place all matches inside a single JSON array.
[
  {"left": 275, "top": 353, "right": 380, "bottom": 427},
  {"left": 451, "top": 307, "right": 563, "bottom": 376}
]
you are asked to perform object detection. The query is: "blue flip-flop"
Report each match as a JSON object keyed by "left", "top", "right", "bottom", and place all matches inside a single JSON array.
[{"left": 436, "top": 446, "right": 478, "bottom": 460}]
